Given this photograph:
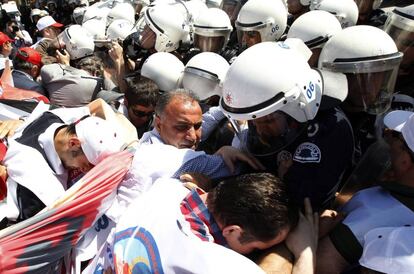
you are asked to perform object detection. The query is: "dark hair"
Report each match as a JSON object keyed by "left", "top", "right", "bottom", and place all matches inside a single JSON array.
[
  {"left": 12, "top": 55, "right": 35, "bottom": 71},
  {"left": 94, "top": 51, "right": 116, "bottom": 70},
  {"left": 64, "top": 115, "right": 90, "bottom": 135},
  {"left": 155, "top": 89, "right": 199, "bottom": 117},
  {"left": 125, "top": 75, "right": 160, "bottom": 107},
  {"left": 75, "top": 55, "right": 104, "bottom": 78},
  {"left": 207, "top": 173, "right": 299, "bottom": 243}
]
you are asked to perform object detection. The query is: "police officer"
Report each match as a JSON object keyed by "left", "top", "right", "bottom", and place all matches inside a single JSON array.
[
  {"left": 318, "top": 25, "right": 403, "bottom": 158},
  {"left": 220, "top": 41, "right": 354, "bottom": 210}
]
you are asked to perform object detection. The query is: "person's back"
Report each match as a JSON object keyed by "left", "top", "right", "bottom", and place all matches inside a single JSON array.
[
  {"left": 86, "top": 173, "right": 298, "bottom": 273},
  {"left": 41, "top": 63, "right": 102, "bottom": 107}
]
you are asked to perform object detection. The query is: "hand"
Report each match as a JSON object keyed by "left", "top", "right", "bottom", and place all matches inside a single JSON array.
[
  {"left": 180, "top": 172, "right": 212, "bottom": 191},
  {"left": 0, "top": 164, "right": 7, "bottom": 182},
  {"left": 318, "top": 209, "right": 345, "bottom": 239},
  {"left": 108, "top": 41, "right": 124, "bottom": 66},
  {"left": 285, "top": 198, "right": 319, "bottom": 260},
  {"left": 277, "top": 151, "right": 293, "bottom": 179},
  {"left": 0, "top": 119, "right": 24, "bottom": 139},
  {"left": 214, "top": 146, "right": 265, "bottom": 174},
  {"left": 15, "top": 30, "right": 24, "bottom": 39},
  {"left": 56, "top": 49, "right": 70, "bottom": 66}
]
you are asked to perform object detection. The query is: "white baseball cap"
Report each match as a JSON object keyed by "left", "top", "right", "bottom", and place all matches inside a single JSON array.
[
  {"left": 36, "top": 15, "right": 63, "bottom": 31},
  {"left": 384, "top": 110, "right": 414, "bottom": 152},
  {"left": 359, "top": 226, "right": 414, "bottom": 274},
  {"left": 75, "top": 116, "right": 125, "bottom": 165}
]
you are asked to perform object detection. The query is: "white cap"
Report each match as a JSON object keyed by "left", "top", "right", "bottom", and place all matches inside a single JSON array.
[
  {"left": 359, "top": 226, "right": 414, "bottom": 274},
  {"left": 36, "top": 15, "right": 63, "bottom": 31},
  {"left": 75, "top": 116, "right": 125, "bottom": 165},
  {"left": 384, "top": 110, "right": 414, "bottom": 152}
]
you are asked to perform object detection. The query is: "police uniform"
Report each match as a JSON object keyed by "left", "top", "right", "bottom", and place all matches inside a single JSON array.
[{"left": 236, "top": 107, "right": 354, "bottom": 210}]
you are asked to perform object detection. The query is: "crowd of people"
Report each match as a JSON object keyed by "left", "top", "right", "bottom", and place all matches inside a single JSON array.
[{"left": 0, "top": 0, "right": 413, "bottom": 273}]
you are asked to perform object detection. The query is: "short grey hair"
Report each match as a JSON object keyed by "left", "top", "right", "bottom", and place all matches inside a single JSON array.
[{"left": 155, "top": 89, "right": 200, "bottom": 117}]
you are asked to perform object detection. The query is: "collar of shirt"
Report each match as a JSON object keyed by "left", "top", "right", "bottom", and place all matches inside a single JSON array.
[
  {"left": 180, "top": 187, "right": 227, "bottom": 247},
  {"left": 118, "top": 98, "right": 129, "bottom": 120},
  {"left": 139, "top": 128, "right": 164, "bottom": 145},
  {"left": 13, "top": 69, "right": 34, "bottom": 80},
  {"left": 38, "top": 123, "right": 67, "bottom": 176}
]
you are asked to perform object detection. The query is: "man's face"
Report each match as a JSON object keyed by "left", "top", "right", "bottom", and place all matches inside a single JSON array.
[
  {"left": 355, "top": 0, "right": 374, "bottom": 24},
  {"left": 252, "top": 112, "right": 288, "bottom": 145},
  {"left": 140, "top": 25, "right": 156, "bottom": 50},
  {"left": 225, "top": 227, "right": 290, "bottom": 254},
  {"left": 287, "top": 0, "right": 305, "bottom": 16},
  {"left": 384, "top": 130, "right": 413, "bottom": 178},
  {"left": 238, "top": 30, "right": 261, "bottom": 49},
  {"left": 1, "top": 41, "right": 13, "bottom": 57},
  {"left": 155, "top": 98, "right": 202, "bottom": 149},
  {"left": 43, "top": 26, "right": 61, "bottom": 39},
  {"left": 127, "top": 104, "right": 155, "bottom": 129},
  {"left": 61, "top": 146, "right": 94, "bottom": 173}
]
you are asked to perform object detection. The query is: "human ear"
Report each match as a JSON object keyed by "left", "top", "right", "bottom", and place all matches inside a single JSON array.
[
  {"left": 154, "top": 115, "right": 162, "bottom": 132},
  {"left": 68, "top": 137, "right": 81, "bottom": 149},
  {"left": 222, "top": 225, "right": 242, "bottom": 239}
]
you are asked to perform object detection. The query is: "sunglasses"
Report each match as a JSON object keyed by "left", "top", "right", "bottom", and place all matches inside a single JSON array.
[{"left": 131, "top": 109, "right": 154, "bottom": 118}]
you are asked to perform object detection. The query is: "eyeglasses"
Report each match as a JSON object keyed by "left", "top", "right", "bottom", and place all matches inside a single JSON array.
[{"left": 131, "top": 109, "right": 154, "bottom": 118}]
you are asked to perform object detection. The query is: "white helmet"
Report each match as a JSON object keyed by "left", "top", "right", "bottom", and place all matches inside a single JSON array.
[
  {"left": 220, "top": 41, "right": 323, "bottom": 155},
  {"left": 193, "top": 8, "right": 233, "bottom": 52},
  {"left": 106, "top": 19, "right": 135, "bottom": 40},
  {"left": 107, "top": 2, "right": 136, "bottom": 25},
  {"left": 30, "top": 9, "right": 48, "bottom": 22},
  {"left": 30, "top": 8, "right": 42, "bottom": 20},
  {"left": 221, "top": 41, "right": 322, "bottom": 122},
  {"left": 61, "top": 25, "right": 95, "bottom": 60},
  {"left": 319, "top": 25, "right": 403, "bottom": 114},
  {"left": 180, "top": 52, "right": 229, "bottom": 100},
  {"left": 179, "top": 0, "right": 208, "bottom": 22},
  {"left": 82, "top": 17, "right": 107, "bottom": 39},
  {"left": 236, "top": 0, "right": 287, "bottom": 49},
  {"left": 73, "top": 6, "right": 88, "bottom": 24},
  {"left": 82, "top": 6, "right": 108, "bottom": 23},
  {"left": 384, "top": 5, "right": 414, "bottom": 75},
  {"left": 310, "top": 0, "right": 358, "bottom": 28},
  {"left": 77, "top": 0, "right": 89, "bottom": 6},
  {"left": 143, "top": 3, "right": 190, "bottom": 52},
  {"left": 206, "top": 0, "right": 222, "bottom": 8},
  {"left": 141, "top": 52, "right": 184, "bottom": 92},
  {"left": 287, "top": 10, "right": 342, "bottom": 49}
]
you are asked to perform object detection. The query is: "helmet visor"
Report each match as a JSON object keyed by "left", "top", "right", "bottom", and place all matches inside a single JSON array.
[
  {"left": 139, "top": 24, "right": 156, "bottom": 50},
  {"left": 179, "top": 67, "right": 221, "bottom": 100},
  {"left": 231, "top": 111, "right": 307, "bottom": 156},
  {"left": 384, "top": 15, "right": 414, "bottom": 73},
  {"left": 344, "top": 68, "right": 400, "bottom": 114},
  {"left": 236, "top": 29, "right": 262, "bottom": 50},
  {"left": 194, "top": 33, "right": 226, "bottom": 53}
]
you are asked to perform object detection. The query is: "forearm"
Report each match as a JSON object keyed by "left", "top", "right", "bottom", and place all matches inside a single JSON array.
[
  {"left": 115, "top": 58, "right": 128, "bottom": 94},
  {"left": 292, "top": 248, "right": 315, "bottom": 274}
]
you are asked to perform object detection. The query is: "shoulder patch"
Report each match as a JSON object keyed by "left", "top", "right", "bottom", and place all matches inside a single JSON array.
[{"left": 293, "top": 142, "right": 321, "bottom": 163}]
